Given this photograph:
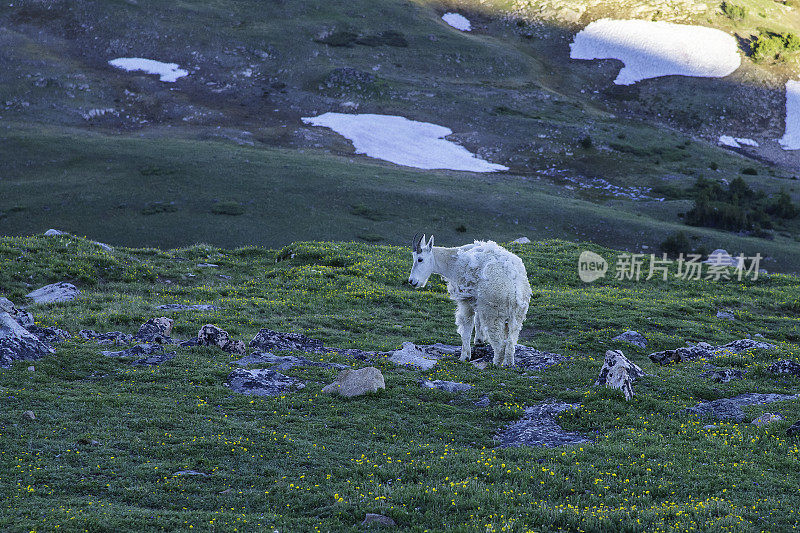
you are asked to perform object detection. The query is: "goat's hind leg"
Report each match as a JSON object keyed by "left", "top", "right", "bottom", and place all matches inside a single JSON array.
[{"left": 455, "top": 301, "right": 475, "bottom": 362}]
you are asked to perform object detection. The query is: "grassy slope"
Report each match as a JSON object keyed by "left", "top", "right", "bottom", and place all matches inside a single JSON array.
[{"left": 1, "top": 235, "right": 800, "bottom": 531}]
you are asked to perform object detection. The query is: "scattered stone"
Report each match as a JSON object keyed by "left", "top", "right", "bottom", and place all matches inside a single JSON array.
[
  {"left": 135, "top": 317, "right": 174, "bottom": 343},
  {"left": 686, "top": 393, "right": 799, "bottom": 421},
  {"left": 157, "top": 304, "right": 218, "bottom": 311},
  {"left": 249, "top": 328, "right": 324, "bottom": 353},
  {"left": 511, "top": 237, "right": 531, "bottom": 244},
  {"left": 787, "top": 420, "right": 800, "bottom": 437},
  {"left": 612, "top": 330, "right": 647, "bottom": 348},
  {"left": 387, "top": 342, "right": 439, "bottom": 370},
  {"left": 769, "top": 360, "right": 800, "bottom": 376},
  {"left": 27, "top": 365, "right": 34, "bottom": 372},
  {"left": 197, "top": 263, "right": 218, "bottom": 268},
  {"left": 699, "top": 368, "right": 743, "bottom": 383},
  {"left": 752, "top": 413, "right": 783, "bottom": 426},
  {"left": 227, "top": 368, "right": 304, "bottom": 396},
  {"left": 102, "top": 344, "right": 176, "bottom": 366},
  {"left": 0, "top": 312, "right": 55, "bottom": 368},
  {"left": 325, "top": 347, "right": 375, "bottom": 361},
  {"left": 361, "top": 513, "right": 396, "bottom": 527},
  {"left": 26, "top": 325, "right": 71, "bottom": 344},
  {"left": 43, "top": 229, "right": 67, "bottom": 236},
  {"left": 173, "top": 470, "right": 208, "bottom": 477},
  {"left": 0, "top": 297, "right": 34, "bottom": 328},
  {"left": 235, "top": 351, "right": 348, "bottom": 371},
  {"left": 25, "top": 282, "right": 80, "bottom": 304},
  {"left": 716, "top": 310, "right": 735, "bottom": 320},
  {"left": 703, "top": 424, "right": 718, "bottom": 430},
  {"left": 322, "top": 367, "right": 385, "bottom": 397},
  {"left": 649, "top": 344, "right": 713, "bottom": 365},
  {"left": 474, "top": 395, "right": 491, "bottom": 407},
  {"left": 424, "top": 343, "right": 565, "bottom": 371},
  {"left": 595, "top": 350, "right": 645, "bottom": 400},
  {"left": 179, "top": 338, "right": 200, "bottom": 347},
  {"left": 22, "top": 410, "right": 35, "bottom": 421},
  {"left": 79, "top": 329, "right": 135, "bottom": 346},
  {"left": 421, "top": 379, "right": 473, "bottom": 393},
  {"left": 712, "top": 339, "right": 775, "bottom": 355},
  {"left": 197, "top": 324, "right": 246, "bottom": 355},
  {"left": 496, "top": 400, "right": 591, "bottom": 448}
]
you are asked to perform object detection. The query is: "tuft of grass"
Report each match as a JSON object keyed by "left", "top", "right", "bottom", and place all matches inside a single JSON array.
[
  {"left": 140, "top": 202, "right": 178, "bottom": 215},
  {"left": 211, "top": 201, "right": 245, "bottom": 216}
]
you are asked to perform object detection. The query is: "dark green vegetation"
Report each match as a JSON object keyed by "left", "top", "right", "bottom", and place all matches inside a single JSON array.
[
  {"left": 2, "top": 235, "right": 800, "bottom": 531},
  {"left": 2, "top": 0, "right": 800, "bottom": 273},
  {"left": 684, "top": 177, "right": 799, "bottom": 234},
  {"left": 721, "top": 2, "right": 747, "bottom": 21},
  {"left": 751, "top": 30, "right": 800, "bottom": 62}
]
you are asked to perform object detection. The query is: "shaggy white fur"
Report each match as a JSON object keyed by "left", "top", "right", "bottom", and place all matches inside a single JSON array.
[{"left": 408, "top": 237, "right": 532, "bottom": 366}]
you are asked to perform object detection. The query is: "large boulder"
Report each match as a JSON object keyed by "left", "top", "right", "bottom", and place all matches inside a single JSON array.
[
  {"left": 249, "top": 328, "right": 324, "bottom": 353},
  {"left": 595, "top": 350, "right": 645, "bottom": 400},
  {"left": 612, "top": 330, "right": 647, "bottom": 348},
  {"left": 25, "top": 282, "right": 80, "bottom": 304},
  {"left": 0, "top": 297, "right": 34, "bottom": 328},
  {"left": 197, "top": 324, "right": 246, "bottom": 355},
  {"left": 0, "top": 312, "right": 55, "bottom": 368},
  {"left": 227, "top": 368, "right": 304, "bottom": 396},
  {"left": 496, "top": 400, "right": 592, "bottom": 448},
  {"left": 686, "top": 393, "right": 799, "bottom": 421},
  {"left": 135, "top": 317, "right": 174, "bottom": 343},
  {"left": 322, "top": 367, "right": 385, "bottom": 397}
]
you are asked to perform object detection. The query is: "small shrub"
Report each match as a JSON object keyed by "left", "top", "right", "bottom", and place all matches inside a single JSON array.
[
  {"left": 350, "top": 203, "right": 384, "bottom": 221},
  {"left": 455, "top": 224, "right": 467, "bottom": 233},
  {"left": 751, "top": 31, "right": 800, "bottom": 62},
  {"left": 721, "top": 2, "right": 747, "bottom": 20},
  {"left": 578, "top": 136, "right": 593, "bottom": 149},
  {"left": 660, "top": 231, "right": 693, "bottom": 258},
  {"left": 379, "top": 30, "right": 408, "bottom": 47},
  {"left": 211, "top": 201, "right": 245, "bottom": 216},
  {"left": 742, "top": 167, "right": 758, "bottom": 175},
  {"left": 141, "top": 202, "right": 178, "bottom": 215},
  {"left": 709, "top": 161, "right": 719, "bottom": 170},
  {"left": 139, "top": 165, "right": 176, "bottom": 176}
]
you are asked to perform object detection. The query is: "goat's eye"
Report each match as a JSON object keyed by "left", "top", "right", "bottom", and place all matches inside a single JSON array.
[{"left": 417, "top": 258, "right": 423, "bottom": 262}]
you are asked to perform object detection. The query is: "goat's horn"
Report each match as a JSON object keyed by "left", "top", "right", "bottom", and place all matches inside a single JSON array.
[{"left": 412, "top": 232, "right": 422, "bottom": 252}]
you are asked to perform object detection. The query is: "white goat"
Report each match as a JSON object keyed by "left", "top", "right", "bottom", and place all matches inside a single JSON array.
[{"left": 407, "top": 234, "right": 532, "bottom": 366}]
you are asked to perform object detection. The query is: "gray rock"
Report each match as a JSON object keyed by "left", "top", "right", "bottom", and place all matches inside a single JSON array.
[
  {"left": 227, "top": 368, "right": 304, "bottom": 396},
  {"left": 322, "top": 367, "right": 385, "bottom": 397},
  {"left": 788, "top": 420, "right": 800, "bottom": 437},
  {"left": 0, "top": 312, "right": 55, "bottom": 368},
  {"left": 44, "top": 229, "right": 112, "bottom": 251},
  {"left": 249, "top": 328, "right": 324, "bottom": 353},
  {"left": 198, "top": 324, "right": 245, "bottom": 355},
  {"left": 612, "top": 330, "right": 647, "bottom": 348},
  {"left": 712, "top": 339, "right": 775, "bottom": 355},
  {"left": 474, "top": 395, "right": 491, "bottom": 407},
  {"left": 425, "top": 343, "right": 565, "bottom": 371},
  {"left": 752, "top": 413, "right": 783, "bottom": 426},
  {"left": 421, "top": 379, "right": 473, "bottom": 393},
  {"left": 23, "top": 410, "right": 35, "bottom": 420},
  {"left": 102, "top": 344, "right": 176, "bottom": 366},
  {"left": 496, "top": 400, "right": 592, "bottom": 448},
  {"left": 156, "top": 304, "right": 218, "bottom": 311},
  {"left": 173, "top": 470, "right": 208, "bottom": 477},
  {"left": 511, "top": 237, "right": 531, "bottom": 244},
  {"left": 26, "top": 325, "right": 71, "bottom": 344},
  {"left": 699, "top": 368, "right": 743, "bottom": 383},
  {"left": 235, "top": 351, "right": 348, "bottom": 371},
  {"left": 0, "top": 297, "right": 34, "bottom": 328},
  {"left": 197, "top": 263, "right": 218, "bottom": 268},
  {"left": 25, "top": 282, "right": 80, "bottom": 303},
  {"left": 716, "top": 310, "right": 735, "bottom": 320},
  {"left": 43, "top": 228, "right": 67, "bottom": 236},
  {"left": 686, "top": 393, "right": 799, "bottom": 421},
  {"left": 595, "top": 350, "right": 645, "bottom": 400},
  {"left": 136, "top": 317, "right": 174, "bottom": 343},
  {"left": 649, "top": 345, "right": 713, "bottom": 365},
  {"left": 769, "top": 360, "right": 800, "bottom": 376},
  {"left": 361, "top": 513, "right": 396, "bottom": 527},
  {"left": 79, "top": 330, "right": 135, "bottom": 346},
  {"left": 387, "top": 342, "right": 438, "bottom": 370}
]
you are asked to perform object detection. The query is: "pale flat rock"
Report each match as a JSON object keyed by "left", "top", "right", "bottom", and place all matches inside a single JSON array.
[
  {"left": 25, "top": 282, "right": 80, "bottom": 304},
  {"left": 421, "top": 379, "right": 473, "bottom": 393},
  {"left": 157, "top": 304, "right": 218, "bottom": 311},
  {"left": 227, "top": 368, "right": 304, "bottom": 396},
  {"left": 699, "top": 368, "right": 743, "bottom": 383},
  {"left": 387, "top": 342, "right": 439, "bottom": 370},
  {"left": 686, "top": 393, "right": 799, "bottom": 421},
  {"left": 0, "top": 312, "right": 55, "bottom": 368},
  {"left": 769, "top": 360, "right": 800, "bottom": 376},
  {"left": 612, "top": 330, "right": 647, "bottom": 348},
  {"left": 322, "top": 367, "right": 385, "bottom": 397},
  {"left": 496, "top": 400, "right": 592, "bottom": 448},
  {"left": 752, "top": 413, "right": 783, "bottom": 426},
  {"left": 511, "top": 237, "right": 531, "bottom": 244},
  {"left": 235, "top": 351, "right": 348, "bottom": 371}
]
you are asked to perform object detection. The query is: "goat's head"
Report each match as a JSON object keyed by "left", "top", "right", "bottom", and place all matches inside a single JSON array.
[{"left": 408, "top": 233, "right": 435, "bottom": 288}]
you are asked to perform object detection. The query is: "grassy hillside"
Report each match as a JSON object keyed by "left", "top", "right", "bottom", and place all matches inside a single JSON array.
[{"left": 2, "top": 235, "right": 800, "bottom": 531}]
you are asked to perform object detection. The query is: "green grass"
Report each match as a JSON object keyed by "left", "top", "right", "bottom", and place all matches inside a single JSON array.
[{"left": 1, "top": 235, "right": 800, "bottom": 531}]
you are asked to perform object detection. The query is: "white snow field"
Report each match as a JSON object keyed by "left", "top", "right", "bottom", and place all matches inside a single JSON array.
[
  {"left": 570, "top": 19, "right": 740, "bottom": 85},
  {"left": 779, "top": 81, "right": 800, "bottom": 150},
  {"left": 442, "top": 13, "right": 471, "bottom": 31},
  {"left": 719, "top": 136, "right": 759, "bottom": 148},
  {"left": 301, "top": 113, "right": 508, "bottom": 172},
  {"left": 108, "top": 58, "right": 188, "bottom": 82}
]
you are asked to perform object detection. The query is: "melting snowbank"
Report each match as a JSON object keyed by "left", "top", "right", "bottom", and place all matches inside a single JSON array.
[
  {"left": 719, "top": 136, "right": 759, "bottom": 148},
  {"left": 301, "top": 113, "right": 507, "bottom": 172},
  {"left": 442, "top": 13, "right": 471, "bottom": 31},
  {"left": 779, "top": 81, "right": 800, "bottom": 151},
  {"left": 570, "top": 19, "right": 740, "bottom": 85},
  {"left": 108, "top": 58, "right": 188, "bottom": 82}
]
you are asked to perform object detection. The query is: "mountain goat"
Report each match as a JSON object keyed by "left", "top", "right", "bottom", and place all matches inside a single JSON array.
[{"left": 407, "top": 234, "right": 532, "bottom": 366}]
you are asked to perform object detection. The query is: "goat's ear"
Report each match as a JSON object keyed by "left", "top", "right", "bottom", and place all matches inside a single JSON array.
[{"left": 426, "top": 235, "right": 434, "bottom": 250}]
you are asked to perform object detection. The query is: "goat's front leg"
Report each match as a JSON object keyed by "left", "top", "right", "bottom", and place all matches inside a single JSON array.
[{"left": 455, "top": 301, "right": 475, "bottom": 361}]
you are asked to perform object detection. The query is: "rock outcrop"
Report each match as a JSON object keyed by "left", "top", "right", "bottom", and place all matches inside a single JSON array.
[
  {"left": 612, "top": 330, "right": 647, "bottom": 348},
  {"left": 249, "top": 328, "right": 324, "bottom": 353},
  {"left": 0, "top": 297, "right": 34, "bottom": 328},
  {"left": 496, "top": 400, "right": 592, "bottom": 448},
  {"left": 322, "top": 367, "right": 385, "bottom": 397},
  {"left": 25, "top": 282, "right": 80, "bottom": 304},
  {"left": 421, "top": 379, "right": 473, "bottom": 393},
  {"left": 102, "top": 343, "right": 176, "bottom": 366},
  {"left": 227, "top": 368, "right": 304, "bottom": 396},
  {"left": 235, "top": 351, "right": 348, "bottom": 371},
  {"left": 686, "top": 393, "right": 799, "bottom": 421},
  {"left": 752, "top": 413, "right": 783, "bottom": 426},
  {"left": 136, "top": 317, "right": 174, "bottom": 343},
  {"left": 197, "top": 324, "right": 246, "bottom": 355},
  {"left": 769, "top": 360, "right": 800, "bottom": 376},
  {"left": 650, "top": 339, "right": 775, "bottom": 365},
  {"left": 595, "top": 350, "right": 645, "bottom": 400},
  {"left": 699, "top": 368, "right": 743, "bottom": 383},
  {"left": 79, "top": 329, "right": 135, "bottom": 346},
  {"left": 0, "top": 311, "right": 55, "bottom": 368}
]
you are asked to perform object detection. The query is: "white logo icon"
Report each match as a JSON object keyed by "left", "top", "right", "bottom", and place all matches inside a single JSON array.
[{"left": 578, "top": 251, "right": 608, "bottom": 282}]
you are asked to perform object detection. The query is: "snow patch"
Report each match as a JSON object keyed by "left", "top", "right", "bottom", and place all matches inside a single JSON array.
[
  {"left": 442, "top": 12, "right": 471, "bottom": 31},
  {"left": 570, "top": 19, "right": 740, "bottom": 85},
  {"left": 108, "top": 58, "right": 188, "bottom": 82},
  {"left": 301, "top": 113, "right": 507, "bottom": 172},
  {"left": 719, "top": 135, "right": 759, "bottom": 148},
  {"left": 779, "top": 80, "right": 800, "bottom": 151}
]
